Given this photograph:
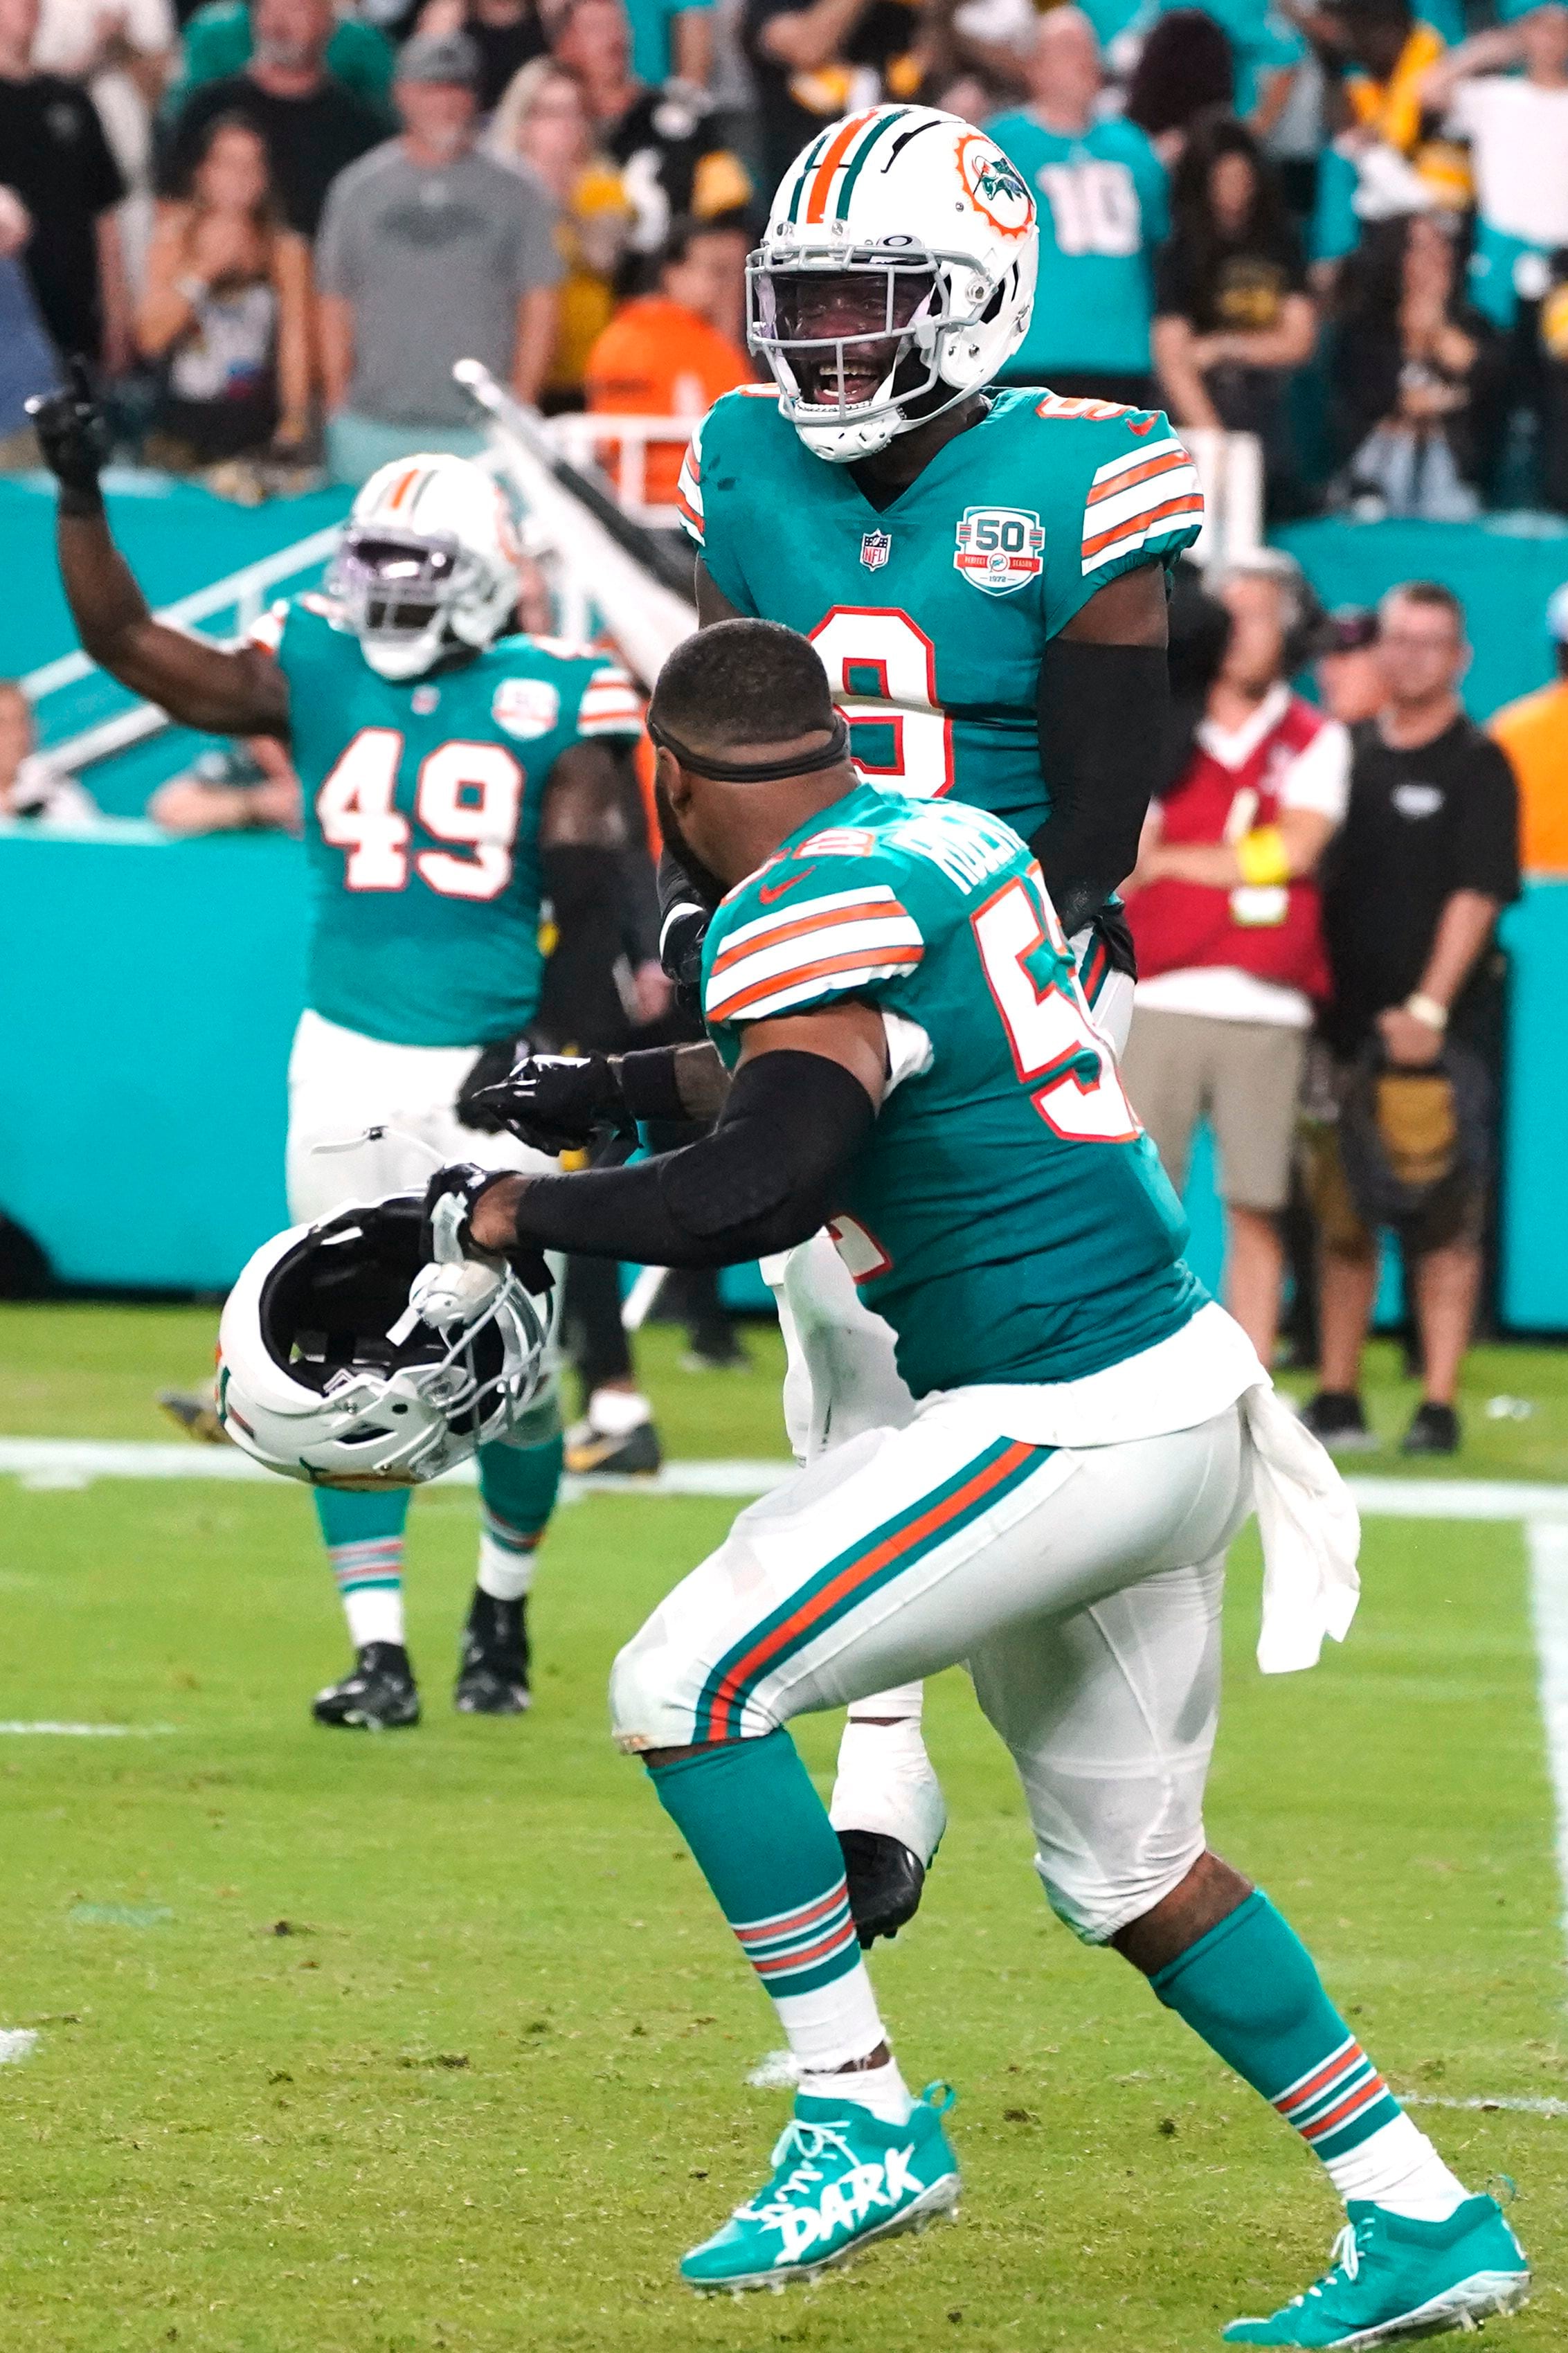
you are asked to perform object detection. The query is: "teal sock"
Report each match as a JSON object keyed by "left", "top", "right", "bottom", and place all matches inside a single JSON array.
[
  {"left": 649, "top": 1729, "right": 883, "bottom": 2068},
  {"left": 476, "top": 1401, "right": 564, "bottom": 1601},
  {"left": 1152, "top": 1891, "right": 1406, "bottom": 2164},
  {"left": 314, "top": 1485, "right": 407, "bottom": 1648}
]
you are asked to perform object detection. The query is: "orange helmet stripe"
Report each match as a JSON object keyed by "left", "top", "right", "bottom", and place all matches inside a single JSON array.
[{"left": 804, "top": 110, "right": 878, "bottom": 226}]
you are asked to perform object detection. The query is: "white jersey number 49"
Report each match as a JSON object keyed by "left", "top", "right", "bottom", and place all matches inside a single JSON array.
[
  {"left": 973, "top": 873, "right": 1139, "bottom": 1143},
  {"left": 316, "top": 729, "right": 524, "bottom": 901}
]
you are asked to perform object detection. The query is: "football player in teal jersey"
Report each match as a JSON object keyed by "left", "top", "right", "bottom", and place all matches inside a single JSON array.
[
  {"left": 663, "top": 101, "right": 1202, "bottom": 1937},
  {"left": 29, "top": 376, "right": 645, "bottom": 1729},
  {"left": 431, "top": 624, "right": 1528, "bottom": 2332}
]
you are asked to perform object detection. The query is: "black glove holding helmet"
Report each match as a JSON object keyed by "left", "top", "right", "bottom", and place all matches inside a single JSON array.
[
  {"left": 26, "top": 356, "right": 112, "bottom": 517},
  {"left": 421, "top": 1165, "right": 553, "bottom": 1295}
]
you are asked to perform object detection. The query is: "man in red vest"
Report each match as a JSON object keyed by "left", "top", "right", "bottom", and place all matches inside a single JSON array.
[{"left": 1121, "top": 552, "right": 1348, "bottom": 1363}]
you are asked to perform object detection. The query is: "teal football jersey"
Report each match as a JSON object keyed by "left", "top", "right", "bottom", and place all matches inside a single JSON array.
[
  {"left": 986, "top": 112, "right": 1168, "bottom": 378},
  {"left": 261, "top": 597, "right": 642, "bottom": 1048},
  {"left": 701, "top": 780, "right": 1204, "bottom": 1396},
  {"left": 676, "top": 384, "right": 1202, "bottom": 840}
]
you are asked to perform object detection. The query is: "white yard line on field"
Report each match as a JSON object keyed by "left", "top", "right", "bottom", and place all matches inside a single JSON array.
[
  {"left": 1527, "top": 1519, "right": 1568, "bottom": 1947},
  {"left": 1404, "top": 2093, "right": 1568, "bottom": 2118},
  {"left": 0, "top": 1722, "right": 175, "bottom": 1736},
  {"left": 0, "top": 2030, "right": 39, "bottom": 2064},
  {"left": 5, "top": 1439, "right": 1568, "bottom": 1519}
]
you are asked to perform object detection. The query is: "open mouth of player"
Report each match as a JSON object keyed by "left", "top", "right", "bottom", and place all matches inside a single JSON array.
[{"left": 751, "top": 264, "right": 942, "bottom": 415}]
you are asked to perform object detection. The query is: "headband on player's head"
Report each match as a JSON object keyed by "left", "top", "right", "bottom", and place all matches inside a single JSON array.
[{"left": 646, "top": 711, "right": 849, "bottom": 783}]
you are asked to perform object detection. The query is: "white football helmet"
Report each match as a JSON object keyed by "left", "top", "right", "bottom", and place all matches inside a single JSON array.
[
  {"left": 215, "top": 1196, "right": 551, "bottom": 1490},
  {"left": 749, "top": 105, "right": 1038, "bottom": 462},
  {"left": 325, "top": 453, "right": 522, "bottom": 681}
]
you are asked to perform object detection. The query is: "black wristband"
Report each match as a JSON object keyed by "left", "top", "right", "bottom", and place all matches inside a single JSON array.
[
  {"left": 58, "top": 482, "right": 105, "bottom": 520},
  {"left": 615, "top": 1049, "right": 690, "bottom": 1124}
]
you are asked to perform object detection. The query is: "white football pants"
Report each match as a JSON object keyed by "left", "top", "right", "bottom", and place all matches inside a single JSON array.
[
  {"left": 768, "top": 947, "right": 1135, "bottom": 1861},
  {"left": 285, "top": 1007, "right": 557, "bottom": 1225},
  {"left": 611, "top": 1396, "right": 1251, "bottom": 1941},
  {"left": 285, "top": 1009, "right": 564, "bottom": 1389}
]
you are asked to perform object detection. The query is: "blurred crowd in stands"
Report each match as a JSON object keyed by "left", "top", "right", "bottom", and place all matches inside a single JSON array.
[{"left": 1, "top": 0, "right": 1567, "bottom": 514}]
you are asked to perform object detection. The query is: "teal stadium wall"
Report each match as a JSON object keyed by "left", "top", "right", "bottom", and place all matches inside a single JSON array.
[{"left": 3, "top": 480, "right": 1566, "bottom": 1319}]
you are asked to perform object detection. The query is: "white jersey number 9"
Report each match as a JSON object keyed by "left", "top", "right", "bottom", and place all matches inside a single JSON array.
[
  {"left": 810, "top": 607, "right": 954, "bottom": 800},
  {"left": 973, "top": 873, "right": 1140, "bottom": 1144},
  {"left": 316, "top": 729, "right": 524, "bottom": 901}
]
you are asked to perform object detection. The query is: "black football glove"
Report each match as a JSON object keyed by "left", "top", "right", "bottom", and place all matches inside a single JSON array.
[
  {"left": 26, "top": 355, "right": 111, "bottom": 513},
  {"left": 464, "top": 1051, "right": 633, "bottom": 1154},
  {"left": 456, "top": 1036, "right": 532, "bottom": 1135},
  {"left": 422, "top": 1164, "right": 553, "bottom": 1296}
]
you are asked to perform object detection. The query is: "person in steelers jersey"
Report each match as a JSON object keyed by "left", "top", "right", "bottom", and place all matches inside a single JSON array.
[{"left": 27, "top": 384, "right": 645, "bottom": 1730}]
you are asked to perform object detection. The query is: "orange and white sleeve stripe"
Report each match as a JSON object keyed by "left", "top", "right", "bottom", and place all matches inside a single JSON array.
[
  {"left": 675, "top": 419, "right": 704, "bottom": 546},
  {"left": 1080, "top": 435, "right": 1203, "bottom": 577},
  {"left": 703, "top": 884, "right": 924, "bottom": 1025},
  {"left": 577, "top": 660, "right": 644, "bottom": 740}
]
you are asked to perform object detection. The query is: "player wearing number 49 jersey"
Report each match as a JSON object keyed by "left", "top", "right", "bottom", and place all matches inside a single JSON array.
[{"left": 25, "top": 386, "right": 645, "bottom": 1729}]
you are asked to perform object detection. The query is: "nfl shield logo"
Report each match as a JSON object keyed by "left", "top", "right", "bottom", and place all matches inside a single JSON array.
[{"left": 859, "top": 530, "right": 892, "bottom": 572}]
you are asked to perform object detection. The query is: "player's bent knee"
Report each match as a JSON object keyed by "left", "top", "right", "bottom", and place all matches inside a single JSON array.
[
  {"left": 608, "top": 1626, "right": 784, "bottom": 1755},
  {"left": 1034, "top": 1831, "right": 1207, "bottom": 1946}
]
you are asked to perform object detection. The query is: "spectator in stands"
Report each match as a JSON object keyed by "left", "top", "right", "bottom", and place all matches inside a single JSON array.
[
  {"left": 0, "top": 678, "right": 98, "bottom": 823},
  {"left": 161, "top": 0, "right": 388, "bottom": 239},
  {"left": 136, "top": 114, "right": 311, "bottom": 472},
  {"left": 1302, "top": 579, "right": 1520, "bottom": 1457},
  {"left": 415, "top": 0, "right": 549, "bottom": 113},
  {"left": 166, "top": 0, "right": 395, "bottom": 118},
  {"left": 585, "top": 215, "right": 749, "bottom": 502},
  {"left": 1331, "top": 210, "right": 1501, "bottom": 519},
  {"left": 741, "top": 0, "right": 926, "bottom": 196},
  {"left": 1314, "top": 602, "right": 1385, "bottom": 721},
  {"left": 1124, "top": 8, "right": 1236, "bottom": 164},
  {"left": 0, "top": 0, "right": 132, "bottom": 372},
  {"left": 149, "top": 734, "right": 301, "bottom": 832},
  {"left": 0, "top": 188, "right": 60, "bottom": 466},
  {"left": 489, "top": 55, "right": 631, "bottom": 403},
  {"left": 989, "top": 9, "right": 1169, "bottom": 404},
  {"left": 33, "top": 0, "right": 174, "bottom": 289},
  {"left": 624, "top": 0, "right": 712, "bottom": 87},
  {"left": 1488, "top": 580, "right": 1568, "bottom": 875},
  {"left": 1152, "top": 109, "right": 1316, "bottom": 507},
  {"left": 316, "top": 30, "right": 562, "bottom": 483},
  {"left": 1121, "top": 551, "right": 1348, "bottom": 1363},
  {"left": 554, "top": 0, "right": 748, "bottom": 276},
  {"left": 1151, "top": 0, "right": 1306, "bottom": 140},
  {"left": 1423, "top": 5, "right": 1568, "bottom": 514}
]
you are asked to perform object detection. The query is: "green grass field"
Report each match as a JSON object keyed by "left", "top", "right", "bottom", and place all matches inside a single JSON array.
[{"left": 1, "top": 1306, "right": 1566, "bottom": 2352}]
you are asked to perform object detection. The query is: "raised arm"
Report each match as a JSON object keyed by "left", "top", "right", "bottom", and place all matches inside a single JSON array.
[{"left": 27, "top": 366, "right": 290, "bottom": 739}]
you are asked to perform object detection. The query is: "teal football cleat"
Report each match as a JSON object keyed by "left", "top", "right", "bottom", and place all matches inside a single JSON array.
[
  {"left": 680, "top": 2082, "right": 960, "bottom": 2295},
  {"left": 1223, "top": 2196, "right": 1530, "bottom": 2347}
]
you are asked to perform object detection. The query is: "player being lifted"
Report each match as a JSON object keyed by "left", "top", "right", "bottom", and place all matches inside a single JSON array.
[
  {"left": 422, "top": 622, "right": 1529, "bottom": 2338},
  {"left": 29, "top": 378, "right": 644, "bottom": 1729},
  {"left": 497, "top": 105, "right": 1204, "bottom": 1938}
]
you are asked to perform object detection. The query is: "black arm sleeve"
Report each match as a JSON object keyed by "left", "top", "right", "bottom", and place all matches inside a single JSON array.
[
  {"left": 503, "top": 1049, "right": 875, "bottom": 1268},
  {"left": 1030, "top": 638, "right": 1171, "bottom": 941}
]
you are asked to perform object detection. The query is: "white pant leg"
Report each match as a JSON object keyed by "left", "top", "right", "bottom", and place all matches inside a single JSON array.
[
  {"left": 610, "top": 1399, "right": 1250, "bottom": 1751},
  {"left": 285, "top": 1008, "right": 559, "bottom": 1223},
  {"left": 968, "top": 1555, "right": 1227, "bottom": 1945}
]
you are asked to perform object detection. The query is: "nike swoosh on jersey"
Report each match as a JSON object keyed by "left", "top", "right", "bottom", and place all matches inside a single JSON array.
[{"left": 757, "top": 865, "right": 819, "bottom": 903}]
